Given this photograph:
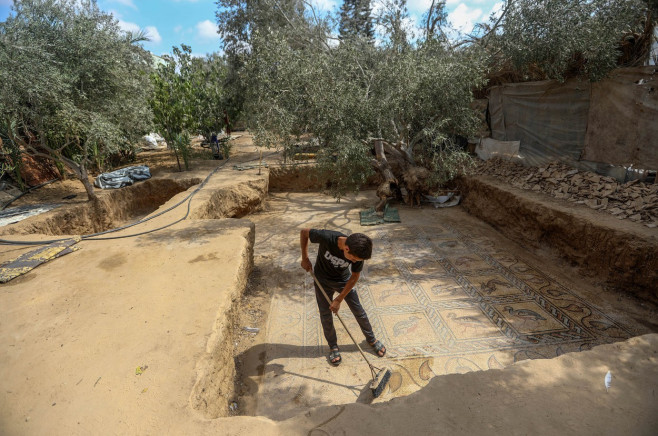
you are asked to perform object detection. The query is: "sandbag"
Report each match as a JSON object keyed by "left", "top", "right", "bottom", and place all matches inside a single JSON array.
[
  {"left": 475, "top": 138, "right": 521, "bottom": 161},
  {"left": 94, "top": 165, "right": 151, "bottom": 189}
]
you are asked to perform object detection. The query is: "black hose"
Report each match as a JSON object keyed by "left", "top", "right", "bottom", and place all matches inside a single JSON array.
[{"left": 1, "top": 178, "right": 60, "bottom": 210}]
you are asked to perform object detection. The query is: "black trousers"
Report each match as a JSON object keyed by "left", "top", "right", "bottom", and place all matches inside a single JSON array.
[{"left": 313, "top": 279, "right": 376, "bottom": 349}]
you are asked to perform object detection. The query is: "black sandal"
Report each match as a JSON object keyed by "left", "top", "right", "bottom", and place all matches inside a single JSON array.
[
  {"left": 328, "top": 347, "right": 341, "bottom": 366},
  {"left": 370, "top": 340, "right": 386, "bottom": 357}
]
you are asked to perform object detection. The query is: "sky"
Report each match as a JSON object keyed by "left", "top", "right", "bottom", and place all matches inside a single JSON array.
[{"left": 0, "top": 0, "right": 502, "bottom": 57}]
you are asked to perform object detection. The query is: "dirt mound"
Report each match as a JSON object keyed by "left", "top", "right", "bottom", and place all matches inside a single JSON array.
[{"left": 18, "top": 154, "right": 62, "bottom": 186}]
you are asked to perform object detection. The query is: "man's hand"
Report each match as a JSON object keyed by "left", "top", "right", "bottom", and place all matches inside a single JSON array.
[
  {"left": 301, "top": 257, "right": 312, "bottom": 272},
  {"left": 329, "top": 298, "right": 342, "bottom": 314}
]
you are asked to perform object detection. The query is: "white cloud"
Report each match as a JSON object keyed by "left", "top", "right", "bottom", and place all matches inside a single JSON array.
[
  {"left": 489, "top": 1, "right": 504, "bottom": 18},
  {"left": 447, "top": 3, "right": 483, "bottom": 35},
  {"left": 196, "top": 20, "right": 220, "bottom": 41},
  {"left": 145, "top": 26, "right": 162, "bottom": 44},
  {"left": 118, "top": 20, "right": 141, "bottom": 34},
  {"left": 0, "top": 0, "right": 13, "bottom": 6},
  {"left": 174, "top": 25, "right": 183, "bottom": 34},
  {"left": 118, "top": 20, "right": 161, "bottom": 44}
]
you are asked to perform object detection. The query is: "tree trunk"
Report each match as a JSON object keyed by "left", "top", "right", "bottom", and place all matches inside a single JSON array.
[
  {"left": 12, "top": 124, "right": 97, "bottom": 202},
  {"left": 79, "top": 162, "right": 98, "bottom": 202},
  {"left": 370, "top": 138, "right": 439, "bottom": 209},
  {"left": 167, "top": 130, "right": 183, "bottom": 172},
  {"left": 371, "top": 139, "right": 401, "bottom": 211},
  {"left": 172, "top": 146, "right": 182, "bottom": 172}
]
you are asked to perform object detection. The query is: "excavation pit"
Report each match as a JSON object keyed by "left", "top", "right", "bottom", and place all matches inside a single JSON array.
[
  {"left": 0, "top": 178, "right": 200, "bottom": 237},
  {"left": 1, "top": 137, "right": 656, "bottom": 434},
  {"left": 230, "top": 190, "right": 657, "bottom": 421}
]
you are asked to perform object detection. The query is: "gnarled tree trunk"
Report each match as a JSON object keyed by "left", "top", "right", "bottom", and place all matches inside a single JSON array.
[
  {"left": 371, "top": 138, "right": 432, "bottom": 210},
  {"left": 371, "top": 139, "right": 399, "bottom": 211}
]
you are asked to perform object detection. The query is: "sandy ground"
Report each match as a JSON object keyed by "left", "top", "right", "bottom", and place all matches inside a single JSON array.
[
  {"left": 0, "top": 219, "right": 255, "bottom": 435},
  {"left": 1, "top": 134, "right": 657, "bottom": 434}
]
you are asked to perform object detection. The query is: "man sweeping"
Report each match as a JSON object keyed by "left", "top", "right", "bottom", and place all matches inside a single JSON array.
[{"left": 300, "top": 228, "right": 386, "bottom": 366}]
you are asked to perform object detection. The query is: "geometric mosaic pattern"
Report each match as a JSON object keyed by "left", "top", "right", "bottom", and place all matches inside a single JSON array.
[
  {"left": 364, "top": 224, "right": 632, "bottom": 357},
  {"left": 256, "top": 199, "right": 634, "bottom": 420}
]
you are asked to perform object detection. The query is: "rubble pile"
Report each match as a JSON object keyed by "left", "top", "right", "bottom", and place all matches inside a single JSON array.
[{"left": 472, "top": 157, "right": 658, "bottom": 228}]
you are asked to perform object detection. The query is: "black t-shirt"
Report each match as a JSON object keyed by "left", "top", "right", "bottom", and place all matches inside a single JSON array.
[{"left": 309, "top": 229, "right": 363, "bottom": 284}]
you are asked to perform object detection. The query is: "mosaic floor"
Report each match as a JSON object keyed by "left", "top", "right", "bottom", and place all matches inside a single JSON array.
[{"left": 253, "top": 195, "right": 635, "bottom": 420}]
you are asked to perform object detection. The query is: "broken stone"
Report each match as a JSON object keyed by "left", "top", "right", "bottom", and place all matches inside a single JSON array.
[
  {"left": 584, "top": 199, "right": 599, "bottom": 208},
  {"left": 473, "top": 157, "right": 656, "bottom": 226}
]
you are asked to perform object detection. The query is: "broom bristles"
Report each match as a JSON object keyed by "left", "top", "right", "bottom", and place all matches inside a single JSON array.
[{"left": 370, "top": 367, "right": 392, "bottom": 398}]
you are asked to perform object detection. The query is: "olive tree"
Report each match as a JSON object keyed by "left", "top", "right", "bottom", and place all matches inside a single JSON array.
[
  {"left": 150, "top": 45, "right": 196, "bottom": 171},
  {"left": 472, "top": 0, "right": 649, "bottom": 81},
  {"left": 219, "top": 0, "right": 647, "bottom": 206},
  {"left": 225, "top": 0, "right": 484, "bottom": 203},
  {"left": 0, "top": 0, "right": 153, "bottom": 201},
  {"left": 189, "top": 53, "right": 231, "bottom": 144},
  {"left": 150, "top": 46, "right": 232, "bottom": 170}
]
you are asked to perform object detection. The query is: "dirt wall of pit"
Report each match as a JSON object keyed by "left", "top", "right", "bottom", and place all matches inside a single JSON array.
[
  {"left": 189, "top": 220, "right": 255, "bottom": 419},
  {"left": 189, "top": 178, "right": 269, "bottom": 219},
  {"left": 0, "top": 169, "right": 270, "bottom": 237},
  {"left": 458, "top": 175, "right": 658, "bottom": 303},
  {"left": 269, "top": 165, "right": 379, "bottom": 192},
  {"left": 268, "top": 165, "right": 328, "bottom": 192},
  {"left": 0, "top": 178, "right": 200, "bottom": 236}
]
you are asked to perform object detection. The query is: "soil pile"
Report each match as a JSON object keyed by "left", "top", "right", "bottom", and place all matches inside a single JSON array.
[{"left": 473, "top": 157, "right": 657, "bottom": 228}]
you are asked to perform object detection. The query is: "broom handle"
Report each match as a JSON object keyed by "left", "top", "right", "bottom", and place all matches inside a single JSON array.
[{"left": 309, "top": 270, "right": 377, "bottom": 374}]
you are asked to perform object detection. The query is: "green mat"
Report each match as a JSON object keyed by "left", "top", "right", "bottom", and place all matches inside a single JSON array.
[{"left": 359, "top": 204, "right": 401, "bottom": 226}]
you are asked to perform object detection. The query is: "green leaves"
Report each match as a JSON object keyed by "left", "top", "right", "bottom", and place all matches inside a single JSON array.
[
  {"left": 0, "top": 0, "right": 153, "bottom": 194},
  {"left": 150, "top": 45, "right": 231, "bottom": 171},
  {"left": 484, "top": 0, "right": 647, "bottom": 81},
  {"left": 316, "top": 136, "right": 374, "bottom": 200},
  {"left": 237, "top": 10, "right": 485, "bottom": 197}
]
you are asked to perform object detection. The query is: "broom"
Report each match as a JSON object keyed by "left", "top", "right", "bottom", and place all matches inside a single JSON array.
[{"left": 309, "top": 271, "right": 392, "bottom": 398}]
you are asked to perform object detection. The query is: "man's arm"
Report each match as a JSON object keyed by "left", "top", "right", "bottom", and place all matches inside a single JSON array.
[
  {"left": 329, "top": 271, "right": 360, "bottom": 314},
  {"left": 300, "top": 228, "right": 312, "bottom": 272}
]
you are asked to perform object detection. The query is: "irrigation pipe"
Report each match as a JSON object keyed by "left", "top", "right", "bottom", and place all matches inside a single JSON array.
[{"left": 1, "top": 178, "right": 60, "bottom": 210}]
